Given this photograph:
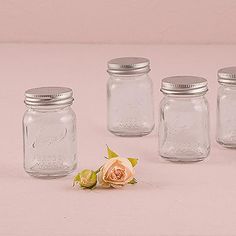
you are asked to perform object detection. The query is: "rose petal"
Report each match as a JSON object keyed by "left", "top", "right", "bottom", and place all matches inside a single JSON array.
[{"left": 98, "top": 168, "right": 111, "bottom": 188}]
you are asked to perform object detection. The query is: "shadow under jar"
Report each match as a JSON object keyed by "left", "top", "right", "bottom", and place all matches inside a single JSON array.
[
  {"left": 107, "top": 57, "right": 155, "bottom": 137},
  {"left": 158, "top": 76, "right": 210, "bottom": 162},
  {"left": 216, "top": 67, "right": 236, "bottom": 148},
  {"left": 23, "top": 87, "right": 77, "bottom": 178}
]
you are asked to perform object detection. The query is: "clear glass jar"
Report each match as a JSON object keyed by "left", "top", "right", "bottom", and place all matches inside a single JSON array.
[
  {"left": 216, "top": 67, "right": 236, "bottom": 147},
  {"left": 107, "top": 57, "right": 155, "bottom": 137},
  {"left": 23, "top": 87, "right": 77, "bottom": 178},
  {"left": 158, "top": 76, "right": 210, "bottom": 162}
]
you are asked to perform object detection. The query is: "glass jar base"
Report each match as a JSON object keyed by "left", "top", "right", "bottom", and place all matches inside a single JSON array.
[
  {"left": 109, "top": 130, "right": 152, "bottom": 137},
  {"left": 108, "top": 126, "right": 154, "bottom": 137},
  {"left": 217, "top": 140, "right": 236, "bottom": 148},
  {"left": 161, "top": 155, "right": 207, "bottom": 163},
  {"left": 25, "top": 164, "right": 77, "bottom": 179}
]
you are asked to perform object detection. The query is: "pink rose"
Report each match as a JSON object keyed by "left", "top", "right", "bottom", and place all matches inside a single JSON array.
[{"left": 98, "top": 157, "right": 134, "bottom": 188}]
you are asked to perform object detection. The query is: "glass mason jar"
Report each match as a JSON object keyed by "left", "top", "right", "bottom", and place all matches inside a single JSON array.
[
  {"left": 23, "top": 87, "right": 77, "bottom": 178},
  {"left": 107, "top": 57, "right": 155, "bottom": 137},
  {"left": 158, "top": 76, "right": 210, "bottom": 162},
  {"left": 216, "top": 67, "right": 236, "bottom": 147}
]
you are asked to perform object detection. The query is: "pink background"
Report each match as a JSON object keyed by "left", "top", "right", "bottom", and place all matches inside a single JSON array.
[
  {"left": 1, "top": 1, "right": 236, "bottom": 235},
  {"left": 0, "top": 0, "right": 236, "bottom": 43}
]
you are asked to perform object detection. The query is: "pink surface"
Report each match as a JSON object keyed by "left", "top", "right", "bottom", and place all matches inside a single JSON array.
[
  {"left": 1, "top": 0, "right": 236, "bottom": 43},
  {"left": 1, "top": 44, "right": 236, "bottom": 235}
]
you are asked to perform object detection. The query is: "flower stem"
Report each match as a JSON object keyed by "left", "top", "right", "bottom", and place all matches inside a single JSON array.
[{"left": 95, "top": 166, "right": 103, "bottom": 174}]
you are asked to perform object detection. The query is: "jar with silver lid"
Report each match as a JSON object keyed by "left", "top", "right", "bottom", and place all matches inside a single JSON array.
[
  {"left": 216, "top": 67, "right": 236, "bottom": 147},
  {"left": 159, "top": 76, "right": 210, "bottom": 162},
  {"left": 23, "top": 87, "right": 77, "bottom": 178},
  {"left": 107, "top": 57, "right": 155, "bottom": 136}
]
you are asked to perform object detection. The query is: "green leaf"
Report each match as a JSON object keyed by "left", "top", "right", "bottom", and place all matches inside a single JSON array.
[
  {"left": 128, "top": 158, "right": 138, "bottom": 167},
  {"left": 128, "top": 178, "right": 137, "bottom": 184},
  {"left": 106, "top": 145, "right": 119, "bottom": 159}
]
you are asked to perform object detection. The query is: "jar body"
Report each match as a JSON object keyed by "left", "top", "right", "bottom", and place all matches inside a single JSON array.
[
  {"left": 23, "top": 105, "right": 77, "bottom": 178},
  {"left": 216, "top": 84, "right": 236, "bottom": 147},
  {"left": 159, "top": 95, "right": 210, "bottom": 162},
  {"left": 107, "top": 74, "right": 155, "bottom": 136}
]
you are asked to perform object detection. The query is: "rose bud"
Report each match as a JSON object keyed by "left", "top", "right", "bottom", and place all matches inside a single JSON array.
[{"left": 73, "top": 169, "right": 97, "bottom": 189}]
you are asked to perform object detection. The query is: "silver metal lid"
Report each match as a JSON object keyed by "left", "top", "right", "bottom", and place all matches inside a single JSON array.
[
  {"left": 24, "top": 87, "right": 74, "bottom": 106},
  {"left": 217, "top": 67, "right": 236, "bottom": 84},
  {"left": 161, "top": 76, "right": 208, "bottom": 95},
  {"left": 107, "top": 57, "right": 150, "bottom": 75}
]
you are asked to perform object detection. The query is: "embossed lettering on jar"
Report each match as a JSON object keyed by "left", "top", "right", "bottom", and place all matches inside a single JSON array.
[
  {"left": 107, "top": 57, "right": 155, "bottom": 137},
  {"left": 23, "top": 87, "right": 77, "bottom": 178},
  {"left": 159, "top": 76, "right": 210, "bottom": 162},
  {"left": 216, "top": 67, "right": 236, "bottom": 148}
]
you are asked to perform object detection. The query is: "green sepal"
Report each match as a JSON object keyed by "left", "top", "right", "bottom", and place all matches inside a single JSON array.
[
  {"left": 106, "top": 145, "right": 119, "bottom": 159},
  {"left": 128, "top": 178, "right": 137, "bottom": 184},
  {"left": 81, "top": 182, "right": 97, "bottom": 190},
  {"left": 73, "top": 173, "right": 81, "bottom": 186},
  {"left": 128, "top": 158, "right": 138, "bottom": 167}
]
